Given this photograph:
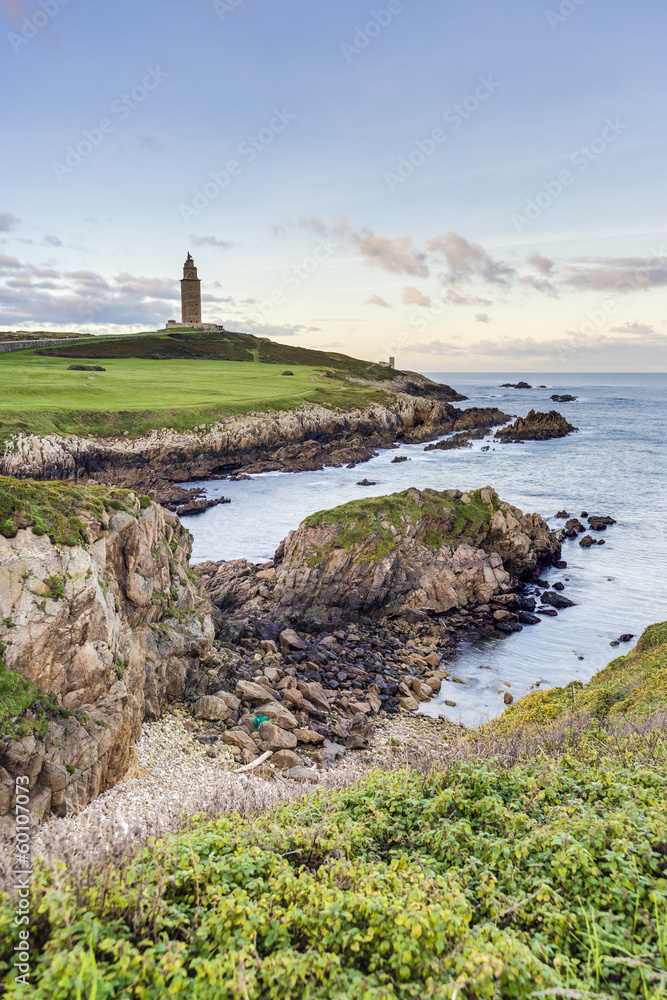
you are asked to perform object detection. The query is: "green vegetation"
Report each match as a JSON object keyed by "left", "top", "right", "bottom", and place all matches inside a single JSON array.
[
  {"left": 0, "top": 643, "right": 59, "bottom": 741},
  {"left": 491, "top": 620, "right": 667, "bottom": 734},
  {"left": 304, "top": 488, "right": 500, "bottom": 562},
  {"left": 0, "top": 330, "right": 403, "bottom": 441},
  {"left": 1, "top": 721, "right": 665, "bottom": 997},
  {"left": 0, "top": 476, "right": 140, "bottom": 545}
]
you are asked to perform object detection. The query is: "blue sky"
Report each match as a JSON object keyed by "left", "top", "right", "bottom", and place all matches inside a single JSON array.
[{"left": 1, "top": 0, "right": 666, "bottom": 370}]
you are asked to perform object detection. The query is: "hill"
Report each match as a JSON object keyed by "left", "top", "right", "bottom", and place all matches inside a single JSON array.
[
  {"left": 0, "top": 331, "right": 464, "bottom": 443},
  {"left": 37, "top": 328, "right": 405, "bottom": 379}
]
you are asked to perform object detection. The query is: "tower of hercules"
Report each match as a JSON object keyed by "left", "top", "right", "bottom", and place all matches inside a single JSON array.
[{"left": 180, "top": 252, "right": 202, "bottom": 325}]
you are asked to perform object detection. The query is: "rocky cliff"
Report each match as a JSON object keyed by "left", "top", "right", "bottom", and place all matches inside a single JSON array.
[
  {"left": 0, "top": 477, "right": 214, "bottom": 824},
  {"left": 0, "top": 391, "right": 507, "bottom": 485},
  {"left": 198, "top": 488, "right": 560, "bottom": 628}
]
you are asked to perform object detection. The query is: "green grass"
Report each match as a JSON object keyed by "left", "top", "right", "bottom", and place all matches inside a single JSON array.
[
  {"left": 0, "top": 349, "right": 390, "bottom": 441},
  {"left": 303, "top": 488, "right": 500, "bottom": 563},
  {"left": 0, "top": 642, "right": 63, "bottom": 741},
  {"left": 0, "top": 476, "right": 142, "bottom": 545},
  {"left": 1, "top": 724, "right": 665, "bottom": 998},
  {"left": 490, "top": 620, "right": 667, "bottom": 734}
]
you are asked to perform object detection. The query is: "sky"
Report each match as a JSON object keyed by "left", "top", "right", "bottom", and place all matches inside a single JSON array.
[{"left": 1, "top": 0, "right": 666, "bottom": 371}]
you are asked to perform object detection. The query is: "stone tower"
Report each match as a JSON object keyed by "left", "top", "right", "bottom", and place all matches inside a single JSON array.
[{"left": 180, "top": 252, "right": 202, "bottom": 325}]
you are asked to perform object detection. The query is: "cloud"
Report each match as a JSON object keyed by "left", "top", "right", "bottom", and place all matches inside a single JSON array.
[
  {"left": 527, "top": 252, "right": 553, "bottom": 276},
  {"left": 519, "top": 274, "right": 559, "bottom": 297},
  {"left": 0, "top": 213, "right": 20, "bottom": 233},
  {"left": 44, "top": 234, "right": 63, "bottom": 247},
  {"left": 560, "top": 256, "right": 667, "bottom": 293},
  {"left": 443, "top": 289, "right": 493, "bottom": 307},
  {"left": 476, "top": 313, "right": 491, "bottom": 323},
  {"left": 301, "top": 216, "right": 429, "bottom": 277},
  {"left": 407, "top": 327, "right": 667, "bottom": 368},
  {"left": 609, "top": 321, "right": 655, "bottom": 337},
  {"left": 189, "top": 235, "right": 234, "bottom": 249},
  {"left": 411, "top": 340, "right": 465, "bottom": 356},
  {"left": 427, "top": 232, "right": 515, "bottom": 285},
  {"left": 402, "top": 286, "right": 432, "bottom": 307},
  {"left": 365, "top": 294, "right": 392, "bottom": 308},
  {"left": 0, "top": 254, "right": 21, "bottom": 272}
]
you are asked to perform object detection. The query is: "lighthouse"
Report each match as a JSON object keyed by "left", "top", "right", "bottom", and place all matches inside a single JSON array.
[{"left": 180, "top": 252, "right": 202, "bottom": 326}]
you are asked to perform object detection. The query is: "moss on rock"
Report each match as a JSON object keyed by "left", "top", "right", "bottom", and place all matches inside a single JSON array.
[
  {"left": 304, "top": 487, "right": 501, "bottom": 563},
  {"left": 0, "top": 475, "right": 141, "bottom": 546}
]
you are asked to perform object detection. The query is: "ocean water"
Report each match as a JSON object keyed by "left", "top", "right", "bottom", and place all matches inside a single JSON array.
[{"left": 181, "top": 373, "right": 667, "bottom": 726}]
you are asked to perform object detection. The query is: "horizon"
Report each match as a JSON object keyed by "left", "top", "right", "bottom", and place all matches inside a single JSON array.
[{"left": 1, "top": 0, "right": 666, "bottom": 371}]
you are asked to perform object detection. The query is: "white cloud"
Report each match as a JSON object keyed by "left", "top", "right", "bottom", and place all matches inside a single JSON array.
[
  {"left": 365, "top": 294, "right": 392, "bottom": 308},
  {"left": 402, "top": 286, "right": 432, "bottom": 307},
  {"left": 189, "top": 234, "right": 235, "bottom": 249}
]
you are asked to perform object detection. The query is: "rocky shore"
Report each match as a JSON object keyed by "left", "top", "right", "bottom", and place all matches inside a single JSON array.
[{"left": 0, "top": 379, "right": 514, "bottom": 486}]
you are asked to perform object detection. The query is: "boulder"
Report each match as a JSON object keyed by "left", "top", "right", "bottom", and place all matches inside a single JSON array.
[
  {"left": 257, "top": 722, "right": 297, "bottom": 750},
  {"left": 235, "top": 680, "right": 278, "bottom": 703},
  {"left": 541, "top": 591, "right": 576, "bottom": 609},
  {"left": 222, "top": 729, "right": 258, "bottom": 754},
  {"left": 253, "top": 701, "right": 298, "bottom": 730},
  {"left": 297, "top": 681, "right": 331, "bottom": 713},
  {"left": 272, "top": 749, "right": 303, "bottom": 769},
  {"left": 193, "top": 696, "right": 232, "bottom": 721},
  {"left": 279, "top": 628, "right": 307, "bottom": 653}
]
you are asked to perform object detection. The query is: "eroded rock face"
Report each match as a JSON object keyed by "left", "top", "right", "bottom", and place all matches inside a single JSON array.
[
  {"left": 269, "top": 487, "right": 560, "bottom": 626},
  {"left": 494, "top": 410, "right": 577, "bottom": 442},
  {"left": 0, "top": 487, "right": 214, "bottom": 822},
  {"left": 0, "top": 393, "right": 510, "bottom": 484}
]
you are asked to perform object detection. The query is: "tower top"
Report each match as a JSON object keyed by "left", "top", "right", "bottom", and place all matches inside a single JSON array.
[{"left": 186, "top": 251, "right": 194, "bottom": 263}]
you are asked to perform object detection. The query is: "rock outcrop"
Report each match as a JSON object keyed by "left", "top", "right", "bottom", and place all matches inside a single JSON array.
[
  {"left": 494, "top": 410, "right": 577, "bottom": 442},
  {"left": 258, "top": 487, "right": 559, "bottom": 627},
  {"left": 0, "top": 477, "right": 215, "bottom": 823},
  {"left": 0, "top": 393, "right": 509, "bottom": 485}
]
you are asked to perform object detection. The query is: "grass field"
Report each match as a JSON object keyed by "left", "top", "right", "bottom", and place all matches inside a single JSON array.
[{"left": 0, "top": 349, "right": 387, "bottom": 440}]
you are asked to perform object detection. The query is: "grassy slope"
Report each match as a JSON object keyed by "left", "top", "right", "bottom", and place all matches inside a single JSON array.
[
  {"left": 0, "top": 352, "right": 388, "bottom": 440},
  {"left": 0, "top": 625, "right": 665, "bottom": 997},
  {"left": 490, "top": 620, "right": 667, "bottom": 734}
]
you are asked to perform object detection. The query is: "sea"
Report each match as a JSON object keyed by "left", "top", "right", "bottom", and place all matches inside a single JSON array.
[{"left": 180, "top": 373, "right": 667, "bottom": 727}]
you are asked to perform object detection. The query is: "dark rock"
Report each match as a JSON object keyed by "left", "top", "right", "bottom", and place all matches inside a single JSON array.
[
  {"left": 392, "top": 455, "right": 409, "bottom": 463},
  {"left": 541, "top": 591, "right": 576, "bottom": 609},
  {"left": 518, "top": 597, "right": 536, "bottom": 612},
  {"left": 518, "top": 611, "right": 541, "bottom": 625},
  {"left": 495, "top": 410, "right": 577, "bottom": 442},
  {"left": 537, "top": 608, "right": 558, "bottom": 617},
  {"left": 282, "top": 370, "right": 295, "bottom": 375},
  {"left": 556, "top": 510, "right": 569, "bottom": 518},
  {"left": 579, "top": 535, "right": 595, "bottom": 548},
  {"left": 552, "top": 582, "right": 565, "bottom": 591},
  {"left": 618, "top": 634, "right": 635, "bottom": 643},
  {"left": 501, "top": 382, "right": 532, "bottom": 389},
  {"left": 588, "top": 515, "right": 616, "bottom": 530},
  {"left": 597, "top": 540, "right": 606, "bottom": 545},
  {"left": 356, "top": 479, "right": 377, "bottom": 486},
  {"left": 176, "top": 496, "right": 231, "bottom": 517},
  {"left": 555, "top": 561, "right": 567, "bottom": 569},
  {"left": 580, "top": 511, "right": 588, "bottom": 518},
  {"left": 551, "top": 394, "right": 577, "bottom": 402}
]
